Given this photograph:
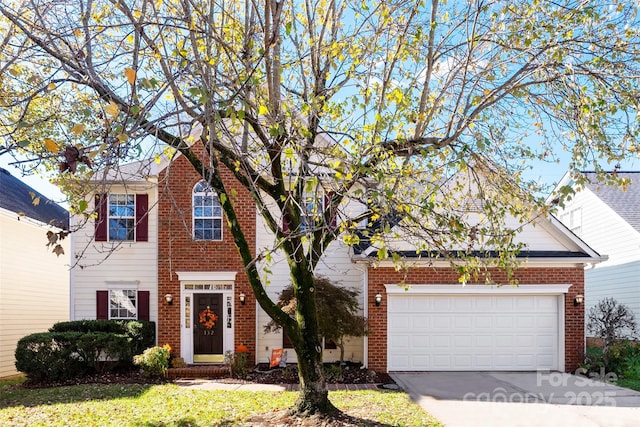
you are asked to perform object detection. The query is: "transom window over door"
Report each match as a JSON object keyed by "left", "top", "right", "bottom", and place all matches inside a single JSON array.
[
  {"left": 193, "top": 181, "right": 222, "bottom": 241},
  {"left": 109, "top": 194, "right": 135, "bottom": 241}
]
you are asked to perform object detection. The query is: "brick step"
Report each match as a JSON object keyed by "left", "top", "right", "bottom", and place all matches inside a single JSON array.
[{"left": 168, "top": 365, "right": 230, "bottom": 379}]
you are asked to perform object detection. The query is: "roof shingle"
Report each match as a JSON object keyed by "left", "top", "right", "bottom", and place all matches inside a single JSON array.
[
  {"left": 581, "top": 171, "right": 640, "bottom": 233},
  {"left": 0, "top": 167, "right": 68, "bottom": 229}
]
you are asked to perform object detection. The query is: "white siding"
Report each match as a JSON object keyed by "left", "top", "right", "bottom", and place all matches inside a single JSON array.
[
  {"left": 0, "top": 209, "right": 70, "bottom": 378},
  {"left": 584, "top": 262, "right": 640, "bottom": 324},
  {"left": 70, "top": 184, "right": 158, "bottom": 323},
  {"left": 254, "top": 197, "right": 365, "bottom": 365},
  {"left": 557, "top": 187, "right": 640, "bottom": 322}
]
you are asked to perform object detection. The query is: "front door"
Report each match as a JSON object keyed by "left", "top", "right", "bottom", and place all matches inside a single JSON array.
[{"left": 193, "top": 293, "right": 224, "bottom": 362}]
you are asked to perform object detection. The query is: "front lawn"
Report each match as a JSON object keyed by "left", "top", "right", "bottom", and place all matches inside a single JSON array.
[
  {"left": 618, "top": 378, "right": 640, "bottom": 392},
  {"left": 0, "top": 378, "right": 441, "bottom": 426}
]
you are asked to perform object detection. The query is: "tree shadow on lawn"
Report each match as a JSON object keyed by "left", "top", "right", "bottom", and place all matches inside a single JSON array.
[
  {"left": 134, "top": 410, "right": 400, "bottom": 427},
  {"left": 0, "top": 381, "right": 155, "bottom": 409}
]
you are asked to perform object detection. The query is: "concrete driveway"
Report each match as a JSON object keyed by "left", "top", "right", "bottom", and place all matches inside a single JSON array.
[{"left": 391, "top": 372, "right": 640, "bottom": 427}]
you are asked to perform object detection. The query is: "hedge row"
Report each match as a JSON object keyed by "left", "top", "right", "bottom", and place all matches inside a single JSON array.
[{"left": 15, "top": 320, "right": 155, "bottom": 381}]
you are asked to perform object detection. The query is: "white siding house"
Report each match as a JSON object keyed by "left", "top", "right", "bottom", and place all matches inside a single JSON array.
[
  {"left": 0, "top": 168, "right": 69, "bottom": 378},
  {"left": 69, "top": 161, "right": 159, "bottom": 325},
  {"left": 553, "top": 171, "right": 640, "bottom": 326}
]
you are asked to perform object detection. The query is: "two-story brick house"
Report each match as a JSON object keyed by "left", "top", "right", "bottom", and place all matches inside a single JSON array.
[{"left": 69, "top": 155, "right": 604, "bottom": 373}]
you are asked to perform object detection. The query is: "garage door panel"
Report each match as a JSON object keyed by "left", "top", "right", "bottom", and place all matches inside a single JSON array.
[
  {"left": 432, "top": 316, "right": 451, "bottom": 329},
  {"left": 475, "top": 316, "right": 492, "bottom": 329},
  {"left": 495, "top": 298, "right": 515, "bottom": 311},
  {"left": 517, "top": 316, "right": 536, "bottom": 328},
  {"left": 389, "top": 315, "right": 410, "bottom": 330},
  {"left": 412, "top": 335, "right": 429, "bottom": 348},
  {"left": 388, "top": 294, "right": 559, "bottom": 371},
  {"left": 536, "top": 296, "right": 557, "bottom": 311},
  {"left": 432, "top": 335, "right": 450, "bottom": 347},
  {"left": 536, "top": 315, "right": 555, "bottom": 328},
  {"left": 515, "top": 296, "right": 535, "bottom": 309},
  {"left": 454, "top": 316, "right": 473, "bottom": 328},
  {"left": 474, "top": 335, "right": 493, "bottom": 347}
]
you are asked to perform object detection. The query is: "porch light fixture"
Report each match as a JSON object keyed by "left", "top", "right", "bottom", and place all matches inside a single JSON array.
[
  {"left": 165, "top": 294, "right": 173, "bottom": 305},
  {"left": 574, "top": 294, "right": 584, "bottom": 306},
  {"left": 239, "top": 293, "right": 246, "bottom": 305},
  {"left": 375, "top": 293, "right": 382, "bottom": 307}
]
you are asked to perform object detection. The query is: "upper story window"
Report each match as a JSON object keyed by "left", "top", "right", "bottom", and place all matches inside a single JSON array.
[
  {"left": 300, "top": 193, "right": 321, "bottom": 232},
  {"left": 95, "top": 193, "right": 149, "bottom": 242},
  {"left": 283, "top": 189, "right": 336, "bottom": 233},
  {"left": 560, "top": 207, "right": 582, "bottom": 237},
  {"left": 108, "top": 194, "right": 135, "bottom": 241},
  {"left": 193, "top": 181, "right": 223, "bottom": 241}
]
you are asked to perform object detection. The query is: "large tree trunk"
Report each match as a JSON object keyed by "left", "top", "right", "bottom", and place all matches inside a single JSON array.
[
  {"left": 287, "top": 269, "right": 337, "bottom": 415},
  {"left": 293, "top": 342, "right": 336, "bottom": 415}
]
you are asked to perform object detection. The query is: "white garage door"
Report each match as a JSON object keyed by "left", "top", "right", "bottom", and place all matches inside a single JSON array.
[{"left": 387, "top": 293, "right": 560, "bottom": 371}]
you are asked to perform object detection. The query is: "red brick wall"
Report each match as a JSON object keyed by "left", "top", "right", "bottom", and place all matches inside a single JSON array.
[
  {"left": 157, "top": 154, "right": 256, "bottom": 361},
  {"left": 367, "top": 267, "right": 584, "bottom": 373}
]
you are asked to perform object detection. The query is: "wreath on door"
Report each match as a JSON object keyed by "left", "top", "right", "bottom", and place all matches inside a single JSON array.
[{"left": 198, "top": 308, "right": 218, "bottom": 330}]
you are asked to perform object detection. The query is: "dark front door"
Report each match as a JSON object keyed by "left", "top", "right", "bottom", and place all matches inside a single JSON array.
[{"left": 194, "top": 293, "right": 223, "bottom": 361}]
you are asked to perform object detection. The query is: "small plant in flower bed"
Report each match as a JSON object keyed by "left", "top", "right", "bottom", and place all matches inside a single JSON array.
[
  {"left": 133, "top": 344, "right": 171, "bottom": 377},
  {"left": 225, "top": 344, "right": 249, "bottom": 377}
]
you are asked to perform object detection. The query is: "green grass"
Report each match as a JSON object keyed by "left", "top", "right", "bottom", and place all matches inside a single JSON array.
[
  {"left": 0, "top": 378, "right": 441, "bottom": 426},
  {"left": 618, "top": 378, "right": 640, "bottom": 392}
]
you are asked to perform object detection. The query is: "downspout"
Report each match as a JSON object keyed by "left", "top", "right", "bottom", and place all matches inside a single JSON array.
[
  {"left": 69, "top": 225, "right": 75, "bottom": 320},
  {"left": 352, "top": 260, "right": 369, "bottom": 368}
]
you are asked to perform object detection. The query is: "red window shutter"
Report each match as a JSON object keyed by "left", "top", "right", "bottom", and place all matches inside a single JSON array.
[
  {"left": 96, "top": 290, "right": 109, "bottom": 319},
  {"left": 324, "top": 191, "right": 336, "bottom": 228},
  {"left": 137, "top": 290, "right": 150, "bottom": 321},
  {"left": 95, "top": 194, "right": 108, "bottom": 241},
  {"left": 135, "top": 194, "right": 149, "bottom": 242},
  {"left": 282, "top": 330, "right": 293, "bottom": 348}
]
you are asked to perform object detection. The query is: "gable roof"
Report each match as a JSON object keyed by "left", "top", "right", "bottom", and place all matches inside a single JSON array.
[
  {"left": 0, "top": 167, "right": 69, "bottom": 229},
  {"left": 578, "top": 171, "right": 640, "bottom": 233}
]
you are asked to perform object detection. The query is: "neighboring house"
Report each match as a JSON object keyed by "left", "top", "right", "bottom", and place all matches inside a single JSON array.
[
  {"left": 553, "top": 171, "right": 640, "bottom": 330},
  {"left": 69, "top": 156, "right": 602, "bottom": 373},
  {"left": 0, "top": 167, "right": 69, "bottom": 378}
]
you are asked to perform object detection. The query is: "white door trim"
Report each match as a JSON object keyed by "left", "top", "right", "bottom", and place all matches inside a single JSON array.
[{"left": 178, "top": 273, "right": 237, "bottom": 364}]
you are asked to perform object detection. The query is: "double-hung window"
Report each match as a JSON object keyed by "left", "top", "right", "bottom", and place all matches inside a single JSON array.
[
  {"left": 95, "top": 193, "right": 148, "bottom": 242},
  {"left": 108, "top": 194, "right": 135, "bottom": 241},
  {"left": 109, "top": 289, "right": 137, "bottom": 319},
  {"left": 193, "top": 181, "right": 223, "bottom": 241},
  {"left": 300, "top": 193, "right": 324, "bottom": 232}
]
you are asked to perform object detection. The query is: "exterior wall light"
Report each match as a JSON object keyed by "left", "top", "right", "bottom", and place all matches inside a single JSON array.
[
  {"left": 165, "top": 294, "right": 173, "bottom": 305},
  {"left": 239, "top": 293, "right": 246, "bottom": 305},
  {"left": 375, "top": 293, "right": 382, "bottom": 307},
  {"left": 574, "top": 294, "right": 584, "bottom": 306}
]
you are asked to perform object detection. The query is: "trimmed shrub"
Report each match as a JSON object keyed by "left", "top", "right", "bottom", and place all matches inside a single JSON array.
[
  {"left": 134, "top": 345, "right": 170, "bottom": 377},
  {"left": 49, "top": 320, "right": 155, "bottom": 355},
  {"left": 15, "top": 332, "right": 92, "bottom": 381},
  {"left": 15, "top": 320, "right": 156, "bottom": 381}
]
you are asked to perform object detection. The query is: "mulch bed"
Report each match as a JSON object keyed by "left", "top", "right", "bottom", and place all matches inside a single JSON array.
[
  {"left": 19, "top": 362, "right": 395, "bottom": 389},
  {"left": 242, "top": 362, "right": 395, "bottom": 385}
]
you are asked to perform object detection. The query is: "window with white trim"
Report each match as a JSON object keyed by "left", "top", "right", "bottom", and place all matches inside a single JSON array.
[
  {"left": 301, "top": 192, "right": 325, "bottom": 232},
  {"left": 109, "top": 289, "right": 137, "bottom": 319},
  {"left": 560, "top": 207, "right": 582, "bottom": 237},
  {"left": 193, "top": 181, "right": 223, "bottom": 241},
  {"left": 108, "top": 194, "right": 135, "bottom": 241}
]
